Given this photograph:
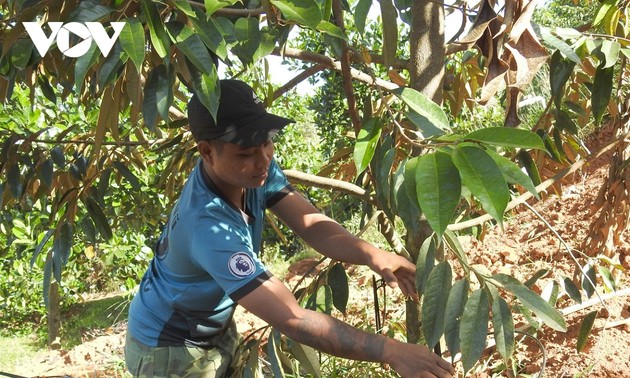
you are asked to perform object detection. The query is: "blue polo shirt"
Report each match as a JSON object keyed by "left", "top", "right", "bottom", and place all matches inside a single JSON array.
[{"left": 127, "top": 158, "right": 294, "bottom": 348}]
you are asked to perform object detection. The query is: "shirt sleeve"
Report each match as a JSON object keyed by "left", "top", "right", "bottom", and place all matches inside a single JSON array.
[
  {"left": 190, "top": 201, "right": 273, "bottom": 301},
  {"left": 265, "top": 158, "right": 295, "bottom": 208}
]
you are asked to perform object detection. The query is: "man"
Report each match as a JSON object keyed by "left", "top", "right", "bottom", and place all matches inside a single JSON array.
[{"left": 125, "top": 79, "right": 454, "bottom": 378}]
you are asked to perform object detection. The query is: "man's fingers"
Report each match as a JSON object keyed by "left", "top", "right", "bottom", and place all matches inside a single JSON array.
[{"left": 437, "top": 358, "right": 455, "bottom": 373}]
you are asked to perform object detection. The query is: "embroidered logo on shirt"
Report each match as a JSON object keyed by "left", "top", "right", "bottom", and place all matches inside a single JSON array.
[{"left": 228, "top": 253, "right": 256, "bottom": 278}]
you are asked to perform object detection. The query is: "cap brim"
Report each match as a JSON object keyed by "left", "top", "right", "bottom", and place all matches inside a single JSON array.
[{"left": 217, "top": 113, "right": 294, "bottom": 147}]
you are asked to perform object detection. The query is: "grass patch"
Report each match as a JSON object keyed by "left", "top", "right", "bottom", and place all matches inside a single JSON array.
[
  {"left": 60, "top": 293, "right": 130, "bottom": 349},
  {"left": 0, "top": 334, "right": 47, "bottom": 373}
]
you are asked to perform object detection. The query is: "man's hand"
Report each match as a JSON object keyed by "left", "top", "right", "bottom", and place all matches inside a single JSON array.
[
  {"left": 368, "top": 250, "right": 419, "bottom": 302},
  {"left": 385, "top": 340, "right": 455, "bottom": 378}
]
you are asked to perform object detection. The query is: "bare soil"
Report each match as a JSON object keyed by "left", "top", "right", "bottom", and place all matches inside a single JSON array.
[{"left": 11, "top": 125, "right": 630, "bottom": 378}]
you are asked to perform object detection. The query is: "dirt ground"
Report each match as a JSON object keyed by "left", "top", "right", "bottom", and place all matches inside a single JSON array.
[{"left": 11, "top": 125, "right": 630, "bottom": 377}]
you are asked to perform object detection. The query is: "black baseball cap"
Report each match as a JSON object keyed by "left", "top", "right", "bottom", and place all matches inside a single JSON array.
[{"left": 187, "top": 79, "right": 294, "bottom": 147}]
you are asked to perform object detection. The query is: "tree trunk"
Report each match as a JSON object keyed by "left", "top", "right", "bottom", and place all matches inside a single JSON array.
[
  {"left": 409, "top": 0, "right": 445, "bottom": 103},
  {"left": 405, "top": 0, "right": 445, "bottom": 344},
  {"left": 47, "top": 281, "right": 62, "bottom": 349}
]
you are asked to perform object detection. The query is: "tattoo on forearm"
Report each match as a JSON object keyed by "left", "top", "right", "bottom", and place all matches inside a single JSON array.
[{"left": 295, "top": 313, "right": 385, "bottom": 361}]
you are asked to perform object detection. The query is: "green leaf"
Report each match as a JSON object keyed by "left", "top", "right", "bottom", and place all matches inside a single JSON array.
[
  {"left": 459, "top": 289, "right": 489, "bottom": 374},
  {"left": 232, "top": 17, "right": 261, "bottom": 66},
  {"left": 271, "top": 0, "right": 322, "bottom": 29},
  {"left": 143, "top": 67, "right": 159, "bottom": 131},
  {"left": 85, "top": 196, "right": 113, "bottom": 240},
  {"left": 354, "top": 0, "right": 372, "bottom": 34},
  {"left": 598, "top": 266, "right": 616, "bottom": 292},
  {"left": 395, "top": 158, "right": 421, "bottom": 234},
  {"left": 306, "top": 285, "right": 333, "bottom": 314},
  {"left": 287, "top": 340, "right": 321, "bottom": 377},
  {"left": 190, "top": 10, "right": 228, "bottom": 60},
  {"left": 327, "top": 262, "right": 349, "bottom": 314},
  {"left": 31, "top": 229, "right": 54, "bottom": 268},
  {"left": 453, "top": 146, "right": 509, "bottom": 227},
  {"left": 517, "top": 150, "right": 542, "bottom": 187},
  {"left": 58, "top": 221, "right": 73, "bottom": 266},
  {"left": 493, "top": 274, "right": 567, "bottom": 332},
  {"left": 593, "top": 0, "right": 616, "bottom": 27},
  {"left": 254, "top": 27, "right": 278, "bottom": 62},
  {"left": 266, "top": 330, "right": 286, "bottom": 378},
  {"left": 555, "top": 108, "right": 579, "bottom": 135},
  {"left": 52, "top": 238, "right": 62, "bottom": 282},
  {"left": 576, "top": 310, "right": 597, "bottom": 352},
  {"left": 592, "top": 64, "right": 614, "bottom": 125},
  {"left": 408, "top": 111, "right": 447, "bottom": 138},
  {"left": 535, "top": 24, "right": 580, "bottom": 63},
  {"left": 168, "top": 23, "right": 216, "bottom": 74},
  {"left": 561, "top": 276, "right": 582, "bottom": 304},
  {"left": 68, "top": 0, "right": 113, "bottom": 22},
  {"left": 7, "top": 163, "right": 22, "bottom": 199},
  {"left": 316, "top": 20, "right": 346, "bottom": 39},
  {"left": 380, "top": 0, "right": 398, "bottom": 67},
  {"left": 10, "top": 39, "right": 33, "bottom": 70},
  {"left": 465, "top": 127, "right": 545, "bottom": 150},
  {"left": 120, "top": 17, "right": 145, "bottom": 73},
  {"left": 403, "top": 157, "right": 420, "bottom": 214},
  {"left": 191, "top": 68, "right": 220, "bottom": 125},
  {"left": 549, "top": 50, "right": 576, "bottom": 103},
  {"left": 354, "top": 118, "right": 382, "bottom": 175},
  {"left": 74, "top": 42, "right": 100, "bottom": 95},
  {"left": 142, "top": 0, "right": 171, "bottom": 58},
  {"left": 541, "top": 280, "right": 560, "bottom": 306},
  {"left": 393, "top": 87, "right": 450, "bottom": 131},
  {"left": 156, "top": 65, "right": 174, "bottom": 123},
  {"left": 113, "top": 162, "right": 141, "bottom": 191},
  {"left": 581, "top": 264, "right": 597, "bottom": 299},
  {"left": 39, "top": 158, "right": 54, "bottom": 188},
  {"left": 144, "top": 65, "right": 174, "bottom": 129},
  {"left": 486, "top": 150, "right": 539, "bottom": 199},
  {"left": 422, "top": 261, "right": 452, "bottom": 349},
  {"left": 98, "top": 43, "right": 126, "bottom": 88},
  {"left": 415, "top": 236, "right": 436, "bottom": 297},
  {"left": 204, "top": 0, "right": 238, "bottom": 15},
  {"left": 81, "top": 217, "right": 97, "bottom": 245},
  {"left": 415, "top": 152, "right": 461, "bottom": 238},
  {"left": 600, "top": 40, "right": 620, "bottom": 69},
  {"left": 443, "top": 229, "right": 470, "bottom": 273},
  {"left": 43, "top": 256, "right": 53, "bottom": 309},
  {"left": 37, "top": 75, "right": 56, "bottom": 104},
  {"left": 492, "top": 296, "right": 515, "bottom": 361},
  {"left": 444, "top": 279, "right": 469, "bottom": 361},
  {"left": 524, "top": 269, "right": 550, "bottom": 288}
]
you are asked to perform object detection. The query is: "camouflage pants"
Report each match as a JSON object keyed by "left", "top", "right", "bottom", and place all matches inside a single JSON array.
[{"left": 125, "top": 322, "right": 240, "bottom": 378}]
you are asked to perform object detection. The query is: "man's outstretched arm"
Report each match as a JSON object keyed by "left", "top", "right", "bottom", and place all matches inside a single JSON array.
[
  {"left": 238, "top": 276, "right": 454, "bottom": 378},
  {"left": 270, "top": 191, "right": 418, "bottom": 299}
]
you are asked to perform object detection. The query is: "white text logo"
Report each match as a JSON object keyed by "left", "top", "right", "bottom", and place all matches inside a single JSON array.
[{"left": 23, "top": 22, "right": 126, "bottom": 58}]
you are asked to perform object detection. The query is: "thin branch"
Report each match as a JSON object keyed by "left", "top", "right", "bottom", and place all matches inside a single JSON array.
[
  {"left": 448, "top": 130, "right": 630, "bottom": 231},
  {"left": 333, "top": 0, "right": 362, "bottom": 134},
  {"left": 273, "top": 47, "right": 399, "bottom": 91},
  {"left": 283, "top": 169, "right": 376, "bottom": 205},
  {"left": 270, "top": 65, "right": 326, "bottom": 100}
]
